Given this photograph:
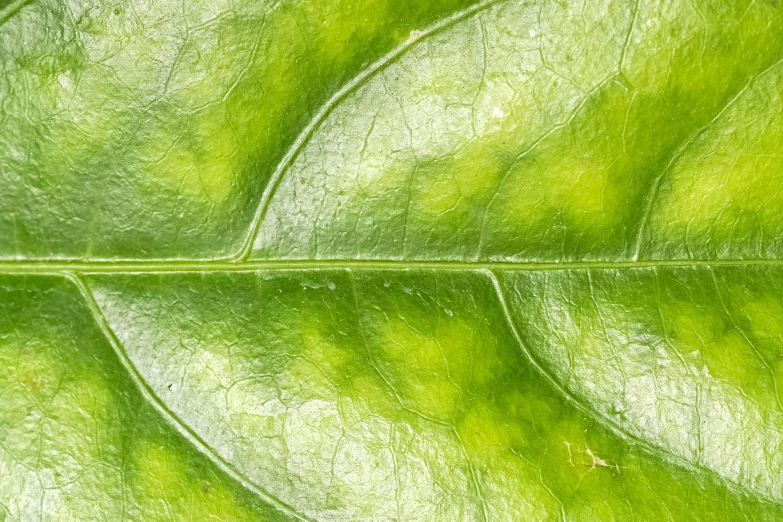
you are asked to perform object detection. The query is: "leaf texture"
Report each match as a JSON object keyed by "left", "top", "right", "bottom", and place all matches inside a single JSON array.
[{"left": 2, "top": 0, "right": 783, "bottom": 520}]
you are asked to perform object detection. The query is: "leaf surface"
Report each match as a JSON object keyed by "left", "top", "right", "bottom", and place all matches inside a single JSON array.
[{"left": 2, "top": 0, "right": 783, "bottom": 520}]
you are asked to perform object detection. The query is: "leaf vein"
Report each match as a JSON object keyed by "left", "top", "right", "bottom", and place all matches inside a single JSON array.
[
  {"left": 2, "top": 258, "right": 783, "bottom": 274},
  {"left": 233, "top": 0, "right": 508, "bottom": 262},
  {"left": 67, "top": 273, "right": 314, "bottom": 522},
  {"left": 487, "top": 269, "right": 783, "bottom": 508},
  {"left": 0, "top": 0, "right": 33, "bottom": 28},
  {"left": 632, "top": 54, "right": 783, "bottom": 260}
]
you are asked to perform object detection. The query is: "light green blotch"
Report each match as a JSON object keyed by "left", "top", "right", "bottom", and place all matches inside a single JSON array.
[
  {"left": 665, "top": 298, "right": 780, "bottom": 409},
  {"left": 743, "top": 297, "right": 783, "bottom": 350},
  {"left": 132, "top": 441, "right": 256, "bottom": 522},
  {"left": 131, "top": 10, "right": 257, "bottom": 203},
  {"left": 141, "top": 108, "right": 240, "bottom": 202},
  {"left": 741, "top": 297, "right": 783, "bottom": 400},
  {"left": 504, "top": 155, "right": 618, "bottom": 226},
  {"left": 413, "top": 141, "right": 508, "bottom": 218},
  {"left": 1, "top": 340, "right": 114, "bottom": 462},
  {"left": 298, "top": 0, "right": 397, "bottom": 67},
  {"left": 457, "top": 401, "right": 562, "bottom": 520},
  {"left": 282, "top": 322, "right": 355, "bottom": 399},
  {"left": 458, "top": 403, "right": 518, "bottom": 455},
  {"left": 259, "top": 316, "right": 390, "bottom": 424},
  {"left": 457, "top": 392, "right": 633, "bottom": 520},
  {"left": 724, "top": 155, "right": 783, "bottom": 215},
  {"left": 379, "top": 318, "right": 486, "bottom": 421},
  {"left": 493, "top": 83, "right": 633, "bottom": 235},
  {"left": 647, "top": 36, "right": 783, "bottom": 255},
  {"left": 9, "top": 341, "right": 62, "bottom": 398},
  {"left": 655, "top": 149, "right": 783, "bottom": 248},
  {"left": 0, "top": 339, "right": 117, "bottom": 520}
]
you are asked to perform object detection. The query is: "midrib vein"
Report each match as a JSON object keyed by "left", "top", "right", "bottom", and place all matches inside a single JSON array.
[{"left": 1, "top": 258, "right": 783, "bottom": 274}]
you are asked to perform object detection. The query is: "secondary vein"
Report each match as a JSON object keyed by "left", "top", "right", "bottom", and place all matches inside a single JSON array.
[
  {"left": 233, "top": 0, "right": 507, "bottom": 261},
  {"left": 487, "top": 269, "right": 783, "bottom": 508},
  {"left": 68, "top": 273, "right": 315, "bottom": 522}
]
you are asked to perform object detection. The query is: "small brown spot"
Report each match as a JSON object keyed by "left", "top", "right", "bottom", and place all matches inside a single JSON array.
[
  {"left": 24, "top": 374, "right": 46, "bottom": 392},
  {"left": 201, "top": 481, "right": 213, "bottom": 495}
]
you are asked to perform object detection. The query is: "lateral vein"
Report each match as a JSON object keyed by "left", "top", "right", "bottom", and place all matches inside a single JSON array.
[
  {"left": 487, "top": 269, "right": 783, "bottom": 508},
  {"left": 233, "top": 0, "right": 507, "bottom": 261},
  {"left": 67, "top": 273, "right": 315, "bottom": 522}
]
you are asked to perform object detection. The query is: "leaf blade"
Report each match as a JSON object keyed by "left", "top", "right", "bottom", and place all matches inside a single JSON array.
[
  {"left": 84, "top": 270, "right": 783, "bottom": 520},
  {"left": 0, "top": 275, "right": 296, "bottom": 521}
]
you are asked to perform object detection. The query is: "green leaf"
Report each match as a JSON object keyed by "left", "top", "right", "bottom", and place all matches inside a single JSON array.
[
  {"left": 0, "top": 0, "right": 480, "bottom": 258},
  {"left": 2, "top": 0, "right": 783, "bottom": 520}
]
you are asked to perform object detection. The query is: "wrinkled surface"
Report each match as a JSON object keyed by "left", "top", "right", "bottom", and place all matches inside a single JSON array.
[
  {"left": 0, "top": 276, "right": 291, "bottom": 520},
  {"left": 254, "top": 0, "right": 783, "bottom": 262},
  {"left": 0, "top": 0, "right": 479, "bottom": 258},
  {"left": 3, "top": 0, "right": 783, "bottom": 520}
]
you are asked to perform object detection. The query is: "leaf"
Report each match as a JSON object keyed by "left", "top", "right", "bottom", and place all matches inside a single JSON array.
[
  {"left": 2, "top": 0, "right": 783, "bottom": 520},
  {"left": 0, "top": 0, "right": 480, "bottom": 258}
]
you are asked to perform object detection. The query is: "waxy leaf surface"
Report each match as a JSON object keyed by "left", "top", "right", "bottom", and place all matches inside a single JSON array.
[{"left": 2, "top": 0, "right": 783, "bottom": 520}]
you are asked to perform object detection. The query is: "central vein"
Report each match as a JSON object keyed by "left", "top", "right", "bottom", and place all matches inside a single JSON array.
[{"left": 0, "top": 258, "right": 781, "bottom": 274}]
